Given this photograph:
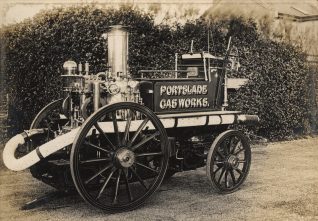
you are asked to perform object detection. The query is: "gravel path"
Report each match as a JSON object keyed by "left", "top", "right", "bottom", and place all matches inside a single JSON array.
[{"left": 0, "top": 137, "right": 317, "bottom": 221}]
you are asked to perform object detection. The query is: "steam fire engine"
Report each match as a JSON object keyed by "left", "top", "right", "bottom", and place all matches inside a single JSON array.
[{"left": 3, "top": 25, "right": 259, "bottom": 212}]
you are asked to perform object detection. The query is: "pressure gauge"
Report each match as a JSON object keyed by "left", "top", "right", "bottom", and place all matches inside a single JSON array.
[
  {"left": 128, "top": 80, "right": 138, "bottom": 88},
  {"left": 108, "top": 84, "right": 120, "bottom": 95}
]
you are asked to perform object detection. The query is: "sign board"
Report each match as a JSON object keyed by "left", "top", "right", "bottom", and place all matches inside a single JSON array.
[{"left": 154, "top": 81, "right": 216, "bottom": 113}]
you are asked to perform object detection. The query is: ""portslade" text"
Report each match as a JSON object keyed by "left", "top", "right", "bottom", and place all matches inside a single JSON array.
[{"left": 160, "top": 85, "right": 208, "bottom": 96}]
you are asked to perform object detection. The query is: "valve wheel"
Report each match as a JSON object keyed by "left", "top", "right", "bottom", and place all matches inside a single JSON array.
[
  {"left": 206, "top": 130, "right": 251, "bottom": 193},
  {"left": 70, "top": 102, "right": 169, "bottom": 212}
]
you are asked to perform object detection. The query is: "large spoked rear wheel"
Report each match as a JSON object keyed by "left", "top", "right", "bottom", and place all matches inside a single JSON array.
[
  {"left": 70, "top": 102, "right": 169, "bottom": 212},
  {"left": 30, "top": 99, "right": 64, "bottom": 129},
  {"left": 28, "top": 98, "right": 70, "bottom": 184},
  {"left": 206, "top": 130, "right": 251, "bottom": 194}
]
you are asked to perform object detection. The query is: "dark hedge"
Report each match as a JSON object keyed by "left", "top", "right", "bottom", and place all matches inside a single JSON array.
[{"left": 1, "top": 5, "right": 314, "bottom": 140}]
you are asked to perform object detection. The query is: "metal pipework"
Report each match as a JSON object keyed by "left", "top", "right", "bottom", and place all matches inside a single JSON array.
[
  {"left": 106, "top": 25, "right": 129, "bottom": 79},
  {"left": 222, "top": 73, "right": 228, "bottom": 110},
  {"left": 93, "top": 81, "right": 101, "bottom": 112}
]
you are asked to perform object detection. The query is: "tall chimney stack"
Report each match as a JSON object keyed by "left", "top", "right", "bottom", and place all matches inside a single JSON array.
[{"left": 106, "top": 25, "right": 129, "bottom": 78}]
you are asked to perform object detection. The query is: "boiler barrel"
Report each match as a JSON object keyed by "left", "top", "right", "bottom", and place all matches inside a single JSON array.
[{"left": 106, "top": 25, "right": 129, "bottom": 78}]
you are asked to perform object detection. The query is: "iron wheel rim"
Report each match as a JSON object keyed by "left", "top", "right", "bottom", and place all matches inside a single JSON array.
[
  {"left": 70, "top": 102, "right": 169, "bottom": 212},
  {"left": 207, "top": 130, "right": 251, "bottom": 193}
]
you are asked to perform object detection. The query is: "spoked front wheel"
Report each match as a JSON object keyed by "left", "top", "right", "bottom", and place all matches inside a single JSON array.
[
  {"left": 70, "top": 102, "right": 169, "bottom": 212},
  {"left": 206, "top": 130, "right": 251, "bottom": 193}
]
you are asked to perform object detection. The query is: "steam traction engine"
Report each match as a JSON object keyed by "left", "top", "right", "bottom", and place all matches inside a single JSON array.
[{"left": 3, "top": 25, "right": 259, "bottom": 212}]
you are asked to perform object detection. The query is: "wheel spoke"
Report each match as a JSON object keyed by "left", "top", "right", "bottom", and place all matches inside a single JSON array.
[
  {"left": 228, "top": 136, "right": 235, "bottom": 154},
  {"left": 234, "top": 148, "right": 245, "bottom": 155},
  {"left": 230, "top": 138, "right": 239, "bottom": 154},
  {"left": 97, "top": 168, "right": 116, "bottom": 199},
  {"left": 94, "top": 123, "right": 116, "bottom": 151},
  {"left": 216, "top": 150, "right": 225, "bottom": 160},
  {"left": 122, "top": 109, "right": 132, "bottom": 146},
  {"left": 233, "top": 141, "right": 244, "bottom": 155},
  {"left": 130, "top": 167, "right": 148, "bottom": 190},
  {"left": 235, "top": 168, "right": 243, "bottom": 176},
  {"left": 85, "top": 164, "right": 112, "bottom": 184},
  {"left": 84, "top": 141, "right": 111, "bottom": 153},
  {"left": 214, "top": 160, "right": 225, "bottom": 166},
  {"left": 217, "top": 166, "right": 226, "bottom": 184},
  {"left": 136, "top": 152, "right": 162, "bottom": 157},
  {"left": 225, "top": 169, "right": 229, "bottom": 188},
  {"left": 123, "top": 169, "right": 133, "bottom": 202},
  {"left": 113, "top": 169, "right": 122, "bottom": 204},
  {"left": 127, "top": 118, "right": 149, "bottom": 147},
  {"left": 238, "top": 160, "right": 246, "bottom": 164},
  {"left": 92, "top": 128, "right": 97, "bottom": 135},
  {"left": 223, "top": 142, "right": 230, "bottom": 156},
  {"left": 214, "top": 165, "right": 223, "bottom": 174},
  {"left": 111, "top": 112, "right": 121, "bottom": 147},
  {"left": 135, "top": 162, "right": 159, "bottom": 174},
  {"left": 230, "top": 168, "right": 236, "bottom": 184},
  {"left": 131, "top": 131, "right": 160, "bottom": 151},
  {"left": 80, "top": 158, "right": 110, "bottom": 164}
]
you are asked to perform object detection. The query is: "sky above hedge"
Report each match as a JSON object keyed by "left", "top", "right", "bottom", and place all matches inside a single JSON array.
[
  {"left": 2, "top": 1, "right": 210, "bottom": 25},
  {"left": 3, "top": 0, "right": 318, "bottom": 25}
]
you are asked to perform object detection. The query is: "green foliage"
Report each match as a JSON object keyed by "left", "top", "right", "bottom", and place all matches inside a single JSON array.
[
  {"left": 229, "top": 39, "right": 312, "bottom": 140},
  {"left": 1, "top": 5, "right": 313, "bottom": 140}
]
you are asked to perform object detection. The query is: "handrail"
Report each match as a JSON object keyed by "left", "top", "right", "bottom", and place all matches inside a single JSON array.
[
  {"left": 138, "top": 69, "right": 191, "bottom": 79},
  {"left": 138, "top": 70, "right": 189, "bottom": 73}
]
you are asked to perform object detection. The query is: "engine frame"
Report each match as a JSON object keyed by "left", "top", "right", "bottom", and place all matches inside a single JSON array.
[{"left": 3, "top": 25, "right": 259, "bottom": 212}]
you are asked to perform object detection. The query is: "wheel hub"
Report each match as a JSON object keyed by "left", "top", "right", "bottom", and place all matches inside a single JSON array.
[
  {"left": 115, "top": 148, "right": 135, "bottom": 168},
  {"left": 227, "top": 155, "right": 239, "bottom": 168}
]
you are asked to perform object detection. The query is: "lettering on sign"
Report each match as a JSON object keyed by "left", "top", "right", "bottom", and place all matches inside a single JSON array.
[
  {"left": 159, "top": 98, "right": 209, "bottom": 109},
  {"left": 154, "top": 82, "right": 215, "bottom": 113},
  {"left": 160, "top": 85, "right": 208, "bottom": 96}
]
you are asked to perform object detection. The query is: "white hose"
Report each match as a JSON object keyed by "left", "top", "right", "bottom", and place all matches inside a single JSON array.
[
  {"left": 3, "top": 128, "right": 79, "bottom": 171},
  {"left": 2, "top": 134, "right": 40, "bottom": 171}
]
